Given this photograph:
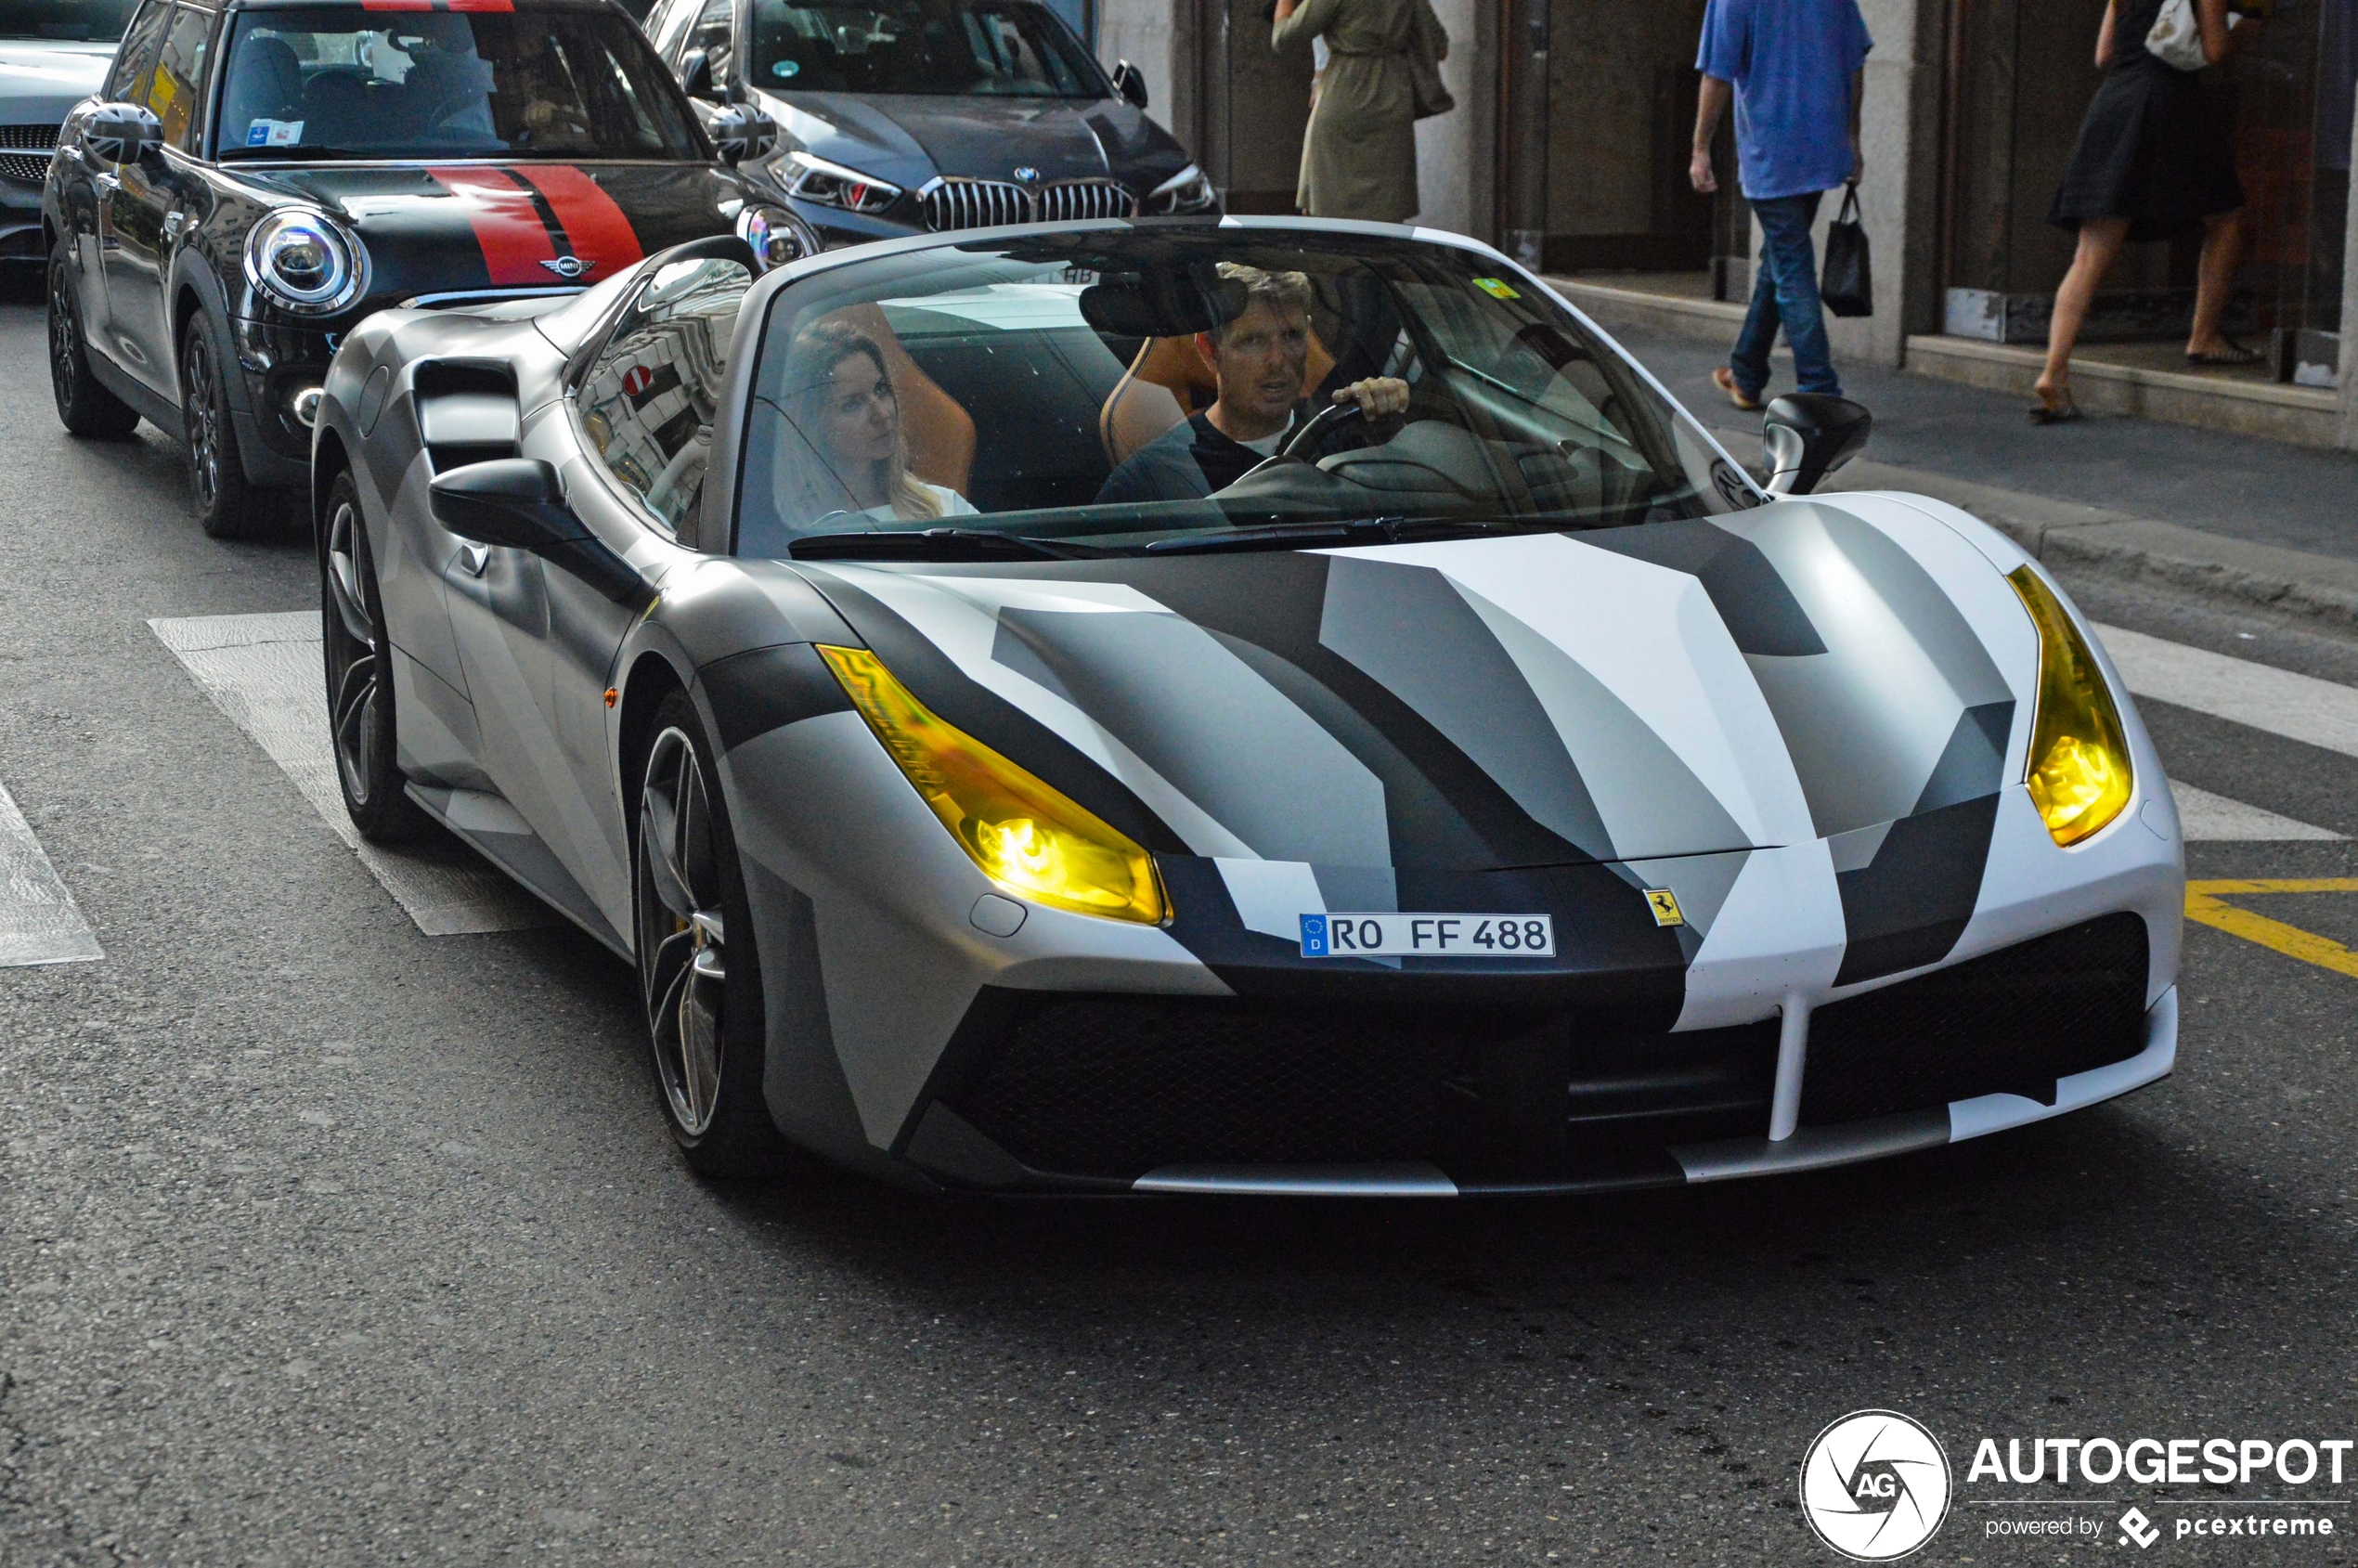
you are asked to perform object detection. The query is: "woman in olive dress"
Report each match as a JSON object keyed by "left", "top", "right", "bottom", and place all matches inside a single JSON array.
[
  {"left": 1272, "top": 0, "right": 1448, "bottom": 222},
  {"left": 2035, "top": 0, "right": 2252, "bottom": 422}
]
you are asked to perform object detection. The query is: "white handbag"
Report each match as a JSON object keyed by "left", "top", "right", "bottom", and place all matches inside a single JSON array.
[{"left": 2146, "top": 0, "right": 2212, "bottom": 72}]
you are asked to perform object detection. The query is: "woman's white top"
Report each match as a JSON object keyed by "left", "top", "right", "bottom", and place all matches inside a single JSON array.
[{"left": 862, "top": 482, "right": 979, "bottom": 523}]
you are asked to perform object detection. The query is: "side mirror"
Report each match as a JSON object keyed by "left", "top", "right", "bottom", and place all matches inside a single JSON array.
[
  {"left": 708, "top": 101, "right": 778, "bottom": 166},
  {"left": 680, "top": 47, "right": 721, "bottom": 103},
  {"left": 429, "top": 459, "right": 653, "bottom": 607},
  {"left": 84, "top": 101, "right": 162, "bottom": 168},
  {"left": 1111, "top": 59, "right": 1148, "bottom": 110},
  {"left": 1761, "top": 393, "right": 1872, "bottom": 496}
]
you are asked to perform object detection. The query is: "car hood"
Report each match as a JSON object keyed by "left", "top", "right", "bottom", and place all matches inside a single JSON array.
[
  {"left": 0, "top": 38, "right": 111, "bottom": 123},
  {"left": 229, "top": 161, "right": 755, "bottom": 312},
  {"left": 784, "top": 497, "right": 2038, "bottom": 891},
  {"left": 761, "top": 91, "right": 1190, "bottom": 194}
]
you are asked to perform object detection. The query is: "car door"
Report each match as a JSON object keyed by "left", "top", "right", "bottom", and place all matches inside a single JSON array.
[
  {"left": 99, "top": 2, "right": 214, "bottom": 394},
  {"left": 78, "top": 0, "right": 171, "bottom": 356},
  {"left": 444, "top": 251, "right": 754, "bottom": 940}
]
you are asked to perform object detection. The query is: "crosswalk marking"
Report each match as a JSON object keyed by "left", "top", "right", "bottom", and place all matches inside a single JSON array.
[
  {"left": 149, "top": 612, "right": 547, "bottom": 937},
  {"left": 2170, "top": 782, "right": 2344, "bottom": 842},
  {"left": 0, "top": 778, "right": 102, "bottom": 967},
  {"left": 2097, "top": 623, "right": 2358, "bottom": 760}
]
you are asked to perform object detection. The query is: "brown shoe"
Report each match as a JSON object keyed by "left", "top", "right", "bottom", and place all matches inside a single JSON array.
[{"left": 1714, "top": 367, "right": 1764, "bottom": 411}]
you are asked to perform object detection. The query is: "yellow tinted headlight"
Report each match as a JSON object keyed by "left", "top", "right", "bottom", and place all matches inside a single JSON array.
[
  {"left": 817, "top": 645, "right": 1168, "bottom": 924},
  {"left": 2006, "top": 565, "right": 2133, "bottom": 847}
]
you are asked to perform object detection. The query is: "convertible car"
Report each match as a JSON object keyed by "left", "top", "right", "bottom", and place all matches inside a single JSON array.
[{"left": 313, "top": 217, "right": 2184, "bottom": 1196}]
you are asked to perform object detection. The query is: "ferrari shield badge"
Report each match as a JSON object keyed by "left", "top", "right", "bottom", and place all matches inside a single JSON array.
[{"left": 1644, "top": 888, "right": 1685, "bottom": 927}]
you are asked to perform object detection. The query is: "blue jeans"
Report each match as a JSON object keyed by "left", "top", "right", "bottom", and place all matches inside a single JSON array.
[{"left": 1730, "top": 192, "right": 1841, "bottom": 399}]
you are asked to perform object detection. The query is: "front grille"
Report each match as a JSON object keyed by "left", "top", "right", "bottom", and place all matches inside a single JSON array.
[
  {"left": 940, "top": 999, "right": 1779, "bottom": 1182},
  {"left": 1800, "top": 913, "right": 2150, "bottom": 1128},
  {"left": 0, "top": 124, "right": 56, "bottom": 183},
  {"left": 919, "top": 177, "right": 1134, "bottom": 231}
]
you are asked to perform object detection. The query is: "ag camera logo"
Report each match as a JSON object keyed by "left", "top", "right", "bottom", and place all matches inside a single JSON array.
[{"left": 1800, "top": 1410, "right": 1952, "bottom": 1561}]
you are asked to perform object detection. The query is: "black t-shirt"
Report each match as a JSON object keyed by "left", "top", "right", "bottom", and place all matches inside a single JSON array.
[{"left": 1094, "top": 409, "right": 1300, "bottom": 506}]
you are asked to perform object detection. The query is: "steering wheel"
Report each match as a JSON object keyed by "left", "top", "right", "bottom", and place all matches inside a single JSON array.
[{"left": 1276, "top": 399, "right": 1367, "bottom": 461}]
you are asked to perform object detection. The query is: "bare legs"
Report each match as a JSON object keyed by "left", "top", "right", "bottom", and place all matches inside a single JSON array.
[
  {"left": 2185, "top": 208, "right": 2247, "bottom": 358},
  {"left": 2036, "top": 217, "right": 2130, "bottom": 413}
]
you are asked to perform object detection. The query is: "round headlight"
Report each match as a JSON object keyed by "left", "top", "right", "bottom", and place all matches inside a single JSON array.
[
  {"left": 735, "top": 203, "right": 818, "bottom": 272},
  {"left": 243, "top": 210, "right": 366, "bottom": 316}
]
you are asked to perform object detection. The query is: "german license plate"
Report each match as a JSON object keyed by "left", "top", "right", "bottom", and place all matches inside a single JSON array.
[{"left": 1299, "top": 913, "right": 1555, "bottom": 958}]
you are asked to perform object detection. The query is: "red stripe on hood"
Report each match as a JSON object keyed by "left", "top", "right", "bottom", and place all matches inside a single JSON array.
[
  {"left": 519, "top": 165, "right": 643, "bottom": 275},
  {"left": 426, "top": 166, "right": 558, "bottom": 285}
]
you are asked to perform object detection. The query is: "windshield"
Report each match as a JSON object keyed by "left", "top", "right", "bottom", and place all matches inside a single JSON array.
[
  {"left": 215, "top": 6, "right": 705, "bottom": 162},
  {"left": 749, "top": 0, "right": 1105, "bottom": 97},
  {"left": 732, "top": 232, "right": 1754, "bottom": 559},
  {"left": 0, "top": 0, "right": 132, "bottom": 41}
]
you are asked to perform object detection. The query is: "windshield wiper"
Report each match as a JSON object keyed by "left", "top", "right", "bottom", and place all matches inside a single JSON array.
[
  {"left": 1141, "top": 517, "right": 1505, "bottom": 556},
  {"left": 218, "top": 145, "right": 382, "bottom": 162},
  {"left": 787, "top": 527, "right": 1104, "bottom": 562}
]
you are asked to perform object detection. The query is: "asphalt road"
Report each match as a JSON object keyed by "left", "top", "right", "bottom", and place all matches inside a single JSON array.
[{"left": 5, "top": 280, "right": 2358, "bottom": 1567}]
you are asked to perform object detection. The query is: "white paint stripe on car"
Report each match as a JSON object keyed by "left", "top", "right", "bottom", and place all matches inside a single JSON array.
[
  {"left": 2096, "top": 622, "right": 2358, "bottom": 760},
  {"left": 2169, "top": 781, "right": 2343, "bottom": 842},
  {"left": 149, "top": 612, "right": 548, "bottom": 937},
  {"left": 0, "top": 778, "right": 102, "bottom": 967}
]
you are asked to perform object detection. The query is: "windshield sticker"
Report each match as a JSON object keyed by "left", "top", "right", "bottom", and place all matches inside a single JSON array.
[
  {"left": 1471, "top": 277, "right": 1522, "bottom": 300},
  {"left": 245, "top": 118, "right": 304, "bottom": 148},
  {"left": 772, "top": 58, "right": 800, "bottom": 77}
]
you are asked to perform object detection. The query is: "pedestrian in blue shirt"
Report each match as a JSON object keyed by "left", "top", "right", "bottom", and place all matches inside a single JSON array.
[{"left": 1690, "top": 0, "right": 1872, "bottom": 408}]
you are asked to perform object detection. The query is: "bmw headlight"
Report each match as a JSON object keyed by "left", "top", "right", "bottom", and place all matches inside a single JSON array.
[
  {"left": 242, "top": 209, "right": 366, "bottom": 316},
  {"left": 818, "top": 645, "right": 1169, "bottom": 924},
  {"left": 735, "top": 202, "right": 820, "bottom": 271},
  {"left": 2007, "top": 565, "right": 2134, "bottom": 847},
  {"left": 783, "top": 150, "right": 901, "bottom": 215},
  {"left": 1144, "top": 163, "right": 1218, "bottom": 215}
]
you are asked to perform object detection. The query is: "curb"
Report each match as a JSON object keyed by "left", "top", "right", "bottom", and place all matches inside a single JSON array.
[{"left": 1708, "top": 430, "right": 2358, "bottom": 630}]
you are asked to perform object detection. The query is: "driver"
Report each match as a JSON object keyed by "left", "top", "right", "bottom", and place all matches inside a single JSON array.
[{"left": 1095, "top": 263, "right": 1409, "bottom": 506}]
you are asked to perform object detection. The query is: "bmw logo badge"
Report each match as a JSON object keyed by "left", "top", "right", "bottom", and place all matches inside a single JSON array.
[{"left": 1013, "top": 166, "right": 1041, "bottom": 184}]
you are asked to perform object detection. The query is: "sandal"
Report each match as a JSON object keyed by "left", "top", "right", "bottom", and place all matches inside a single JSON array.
[
  {"left": 2028, "top": 393, "right": 2082, "bottom": 425},
  {"left": 2186, "top": 339, "right": 2264, "bottom": 368},
  {"left": 1713, "top": 367, "right": 1764, "bottom": 412}
]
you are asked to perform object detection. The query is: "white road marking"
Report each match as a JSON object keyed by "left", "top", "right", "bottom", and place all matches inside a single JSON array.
[
  {"left": 0, "top": 778, "right": 102, "bottom": 967},
  {"left": 2097, "top": 623, "right": 2358, "bottom": 759},
  {"left": 2169, "top": 781, "right": 2343, "bottom": 842},
  {"left": 149, "top": 612, "right": 547, "bottom": 937}
]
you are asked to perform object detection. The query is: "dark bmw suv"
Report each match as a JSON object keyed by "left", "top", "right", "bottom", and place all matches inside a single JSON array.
[{"left": 44, "top": 0, "right": 810, "bottom": 538}]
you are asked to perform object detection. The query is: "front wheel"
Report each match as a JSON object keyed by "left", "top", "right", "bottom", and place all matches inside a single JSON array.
[
  {"left": 179, "top": 316, "right": 274, "bottom": 539},
  {"left": 634, "top": 691, "right": 785, "bottom": 1179},
  {"left": 319, "top": 468, "right": 425, "bottom": 843},
  {"left": 47, "top": 245, "right": 138, "bottom": 438}
]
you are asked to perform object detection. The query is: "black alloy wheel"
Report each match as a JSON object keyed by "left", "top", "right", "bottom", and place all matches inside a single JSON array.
[
  {"left": 179, "top": 317, "right": 272, "bottom": 539},
  {"left": 633, "top": 690, "right": 784, "bottom": 1179},
  {"left": 319, "top": 468, "right": 424, "bottom": 843},
  {"left": 47, "top": 244, "right": 138, "bottom": 438}
]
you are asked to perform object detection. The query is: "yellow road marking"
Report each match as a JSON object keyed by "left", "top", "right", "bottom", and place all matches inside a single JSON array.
[{"left": 2184, "top": 878, "right": 2358, "bottom": 980}]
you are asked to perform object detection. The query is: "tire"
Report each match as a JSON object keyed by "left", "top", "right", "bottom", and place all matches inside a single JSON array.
[
  {"left": 633, "top": 689, "right": 785, "bottom": 1180},
  {"left": 47, "top": 244, "right": 138, "bottom": 438},
  {"left": 319, "top": 467, "right": 426, "bottom": 844},
  {"left": 179, "top": 314, "right": 276, "bottom": 539}
]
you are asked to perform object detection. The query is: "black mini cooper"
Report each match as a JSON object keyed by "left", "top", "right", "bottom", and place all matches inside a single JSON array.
[{"left": 43, "top": 0, "right": 810, "bottom": 537}]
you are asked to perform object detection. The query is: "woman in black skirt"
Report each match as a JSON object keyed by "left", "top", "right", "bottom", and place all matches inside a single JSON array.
[{"left": 2034, "top": 0, "right": 2251, "bottom": 422}]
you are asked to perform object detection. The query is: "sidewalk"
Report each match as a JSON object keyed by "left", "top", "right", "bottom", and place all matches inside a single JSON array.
[{"left": 1608, "top": 327, "right": 2358, "bottom": 628}]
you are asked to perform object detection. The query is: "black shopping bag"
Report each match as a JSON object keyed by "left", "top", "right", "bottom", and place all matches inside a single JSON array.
[{"left": 1821, "top": 183, "right": 1872, "bottom": 318}]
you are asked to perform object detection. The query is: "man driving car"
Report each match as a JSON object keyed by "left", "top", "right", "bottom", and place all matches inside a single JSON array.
[{"left": 1095, "top": 263, "right": 1411, "bottom": 505}]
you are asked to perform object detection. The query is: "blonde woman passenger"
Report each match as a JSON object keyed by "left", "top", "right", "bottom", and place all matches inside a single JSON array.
[{"left": 780, "top": 318, "right": 977, "bottom": 524}]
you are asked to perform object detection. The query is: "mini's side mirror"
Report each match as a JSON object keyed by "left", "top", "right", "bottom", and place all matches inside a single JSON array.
[
  {"left": 708, "top": 101, "right": 778, "bottom": 165},
  {"left": 84, "top": 101, "right": 162, "bottom": 168},
  {"left": 429, "top": 459, "right": 653, "bottom": 607},
  {"left": 680, "top": 47, "right": 721, "bottom": 103},
  {"left": 1111, "top": 59, "right": 1148, "bottom": 110},
  {"left": 1761, "top": 393, "right": 1872, "bottom": 496}
]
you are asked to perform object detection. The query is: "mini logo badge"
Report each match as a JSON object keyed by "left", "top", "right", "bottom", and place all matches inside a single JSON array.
[
  {"left": 1012, "top": 165, "right": 1041, "bottom": 184},
  {"left": 2118, "top": 1507, "right": 2160, "bottom": 1549},
  {"left": 539, "top": 255, "right": 594, "bottom": 279},
  {"left": 1799, "top": 1410, "right": 1951, "bottom": 1561},
  {"left": 1643, "top": 888, "right": 1684, "bottom": 927}
]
